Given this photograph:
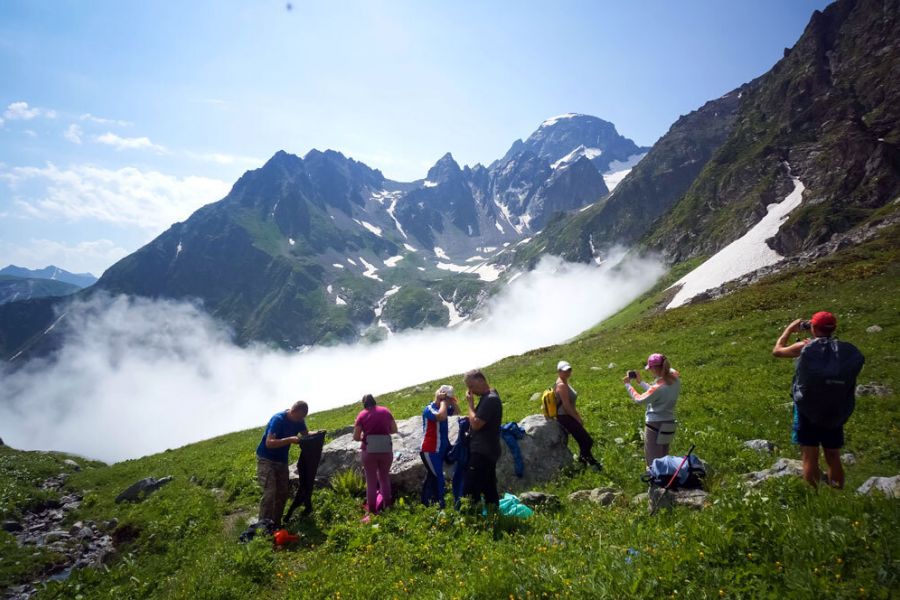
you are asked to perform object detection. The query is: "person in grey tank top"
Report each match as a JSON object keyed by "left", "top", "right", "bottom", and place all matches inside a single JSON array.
[{"left": 555, "top": 361, "right": 601, "bottom": 471}]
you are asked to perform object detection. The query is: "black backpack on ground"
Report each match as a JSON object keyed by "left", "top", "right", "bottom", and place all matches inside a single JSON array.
[
  {"left": 792, "top": 337, "right": 865, "bottom": 429},
  {"left": 238, "top": 518, "right": 275, "bottom": 543}
]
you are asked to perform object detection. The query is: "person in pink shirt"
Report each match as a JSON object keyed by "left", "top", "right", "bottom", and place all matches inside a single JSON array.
[{"left": 353, "top": 394, "right": 398, "bottom": 517}]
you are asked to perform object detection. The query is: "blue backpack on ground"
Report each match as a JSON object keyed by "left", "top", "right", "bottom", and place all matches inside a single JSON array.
[
  {"left": 792, "top": 337, "right": 865, "bottom": 429},
  {"left": 642, "top": 455, "right": 706, "bottom": 489}
]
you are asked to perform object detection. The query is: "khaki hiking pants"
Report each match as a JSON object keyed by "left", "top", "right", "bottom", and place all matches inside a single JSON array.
[{"left": 257, "top": 457, "right": 290, "bottom": 527}]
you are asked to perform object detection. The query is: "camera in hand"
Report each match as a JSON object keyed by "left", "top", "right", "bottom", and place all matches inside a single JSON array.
[
  {"left": 627, "top": 370, "right": 638, "bottom": 379},
  {"left": 799, "top": 320, "right": 812, "bottom": 331}
]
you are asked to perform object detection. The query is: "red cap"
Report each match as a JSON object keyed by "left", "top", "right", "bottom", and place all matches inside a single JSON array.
[{"left": 811, "top": 311, "right": 837, "bottom": 332}]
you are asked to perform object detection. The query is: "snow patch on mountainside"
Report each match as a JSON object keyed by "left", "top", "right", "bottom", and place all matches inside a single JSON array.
[
  {"left": 541, "top": 113, "right": 579, "bottom": 127},
  {"left": 603, "top": 152, "right": 646, "bottom": 191},
  {"left": 354, "top": 219, "right": 383, "bottom": 237},
  {"left": 435, "top": 260, "right": 503, "bottom": 282},
  {"left": 441, "top": 297, "right": 466, "bottom": 327},
  {"left": 667, "top": 170, "right": 805, "bottom": 309},
  {"left": 359, "top": 257, "right": 382, "bottom": 281},
  {"left": 551, "top": 145, "right": 603, "bottom": 170},
  {"left": 403, "top": 243, "right": 417, "bottom": 253},
  {"left": 423, "top": 180, "right": 438, "bottom": 188},
  {"left": 433, "top": 247, "right": 449, "bottom": 260},
  {"left": 384, "top": 255, "right": 404, "bottom": 267}
]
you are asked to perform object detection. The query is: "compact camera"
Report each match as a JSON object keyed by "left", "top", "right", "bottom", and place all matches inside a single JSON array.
[
  {"left": 799, "top": 320, "right": 812, "bottom": 331},
  {"left": 627, "top": 370, "right": 638, "bottom": 379}
]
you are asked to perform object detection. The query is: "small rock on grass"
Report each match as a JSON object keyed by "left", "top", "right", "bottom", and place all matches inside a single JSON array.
[
  {"left": 631, "top": 493, "right": 649, "bottom": 506},
  {"left": 743, "top": 458, "right": 803, "bottom": 487},
  {"left": 856, "top": 382, "right": 892, "bottom": 397},
  {"left": 743, "top": 439, "right": 775, "bottom": 453},
  {"left": 841, "top": 453, "right": 856, "bottom": 465},
  {"left": 518, "top": 491, "right": 560, "bottom": 508},
  {"left": 865, "top": 325, "right": 882, "bottom": 333},
  {"left": 569, "top": 487, "right": 623, "bottom": 506},
  {"left": 856, "top": 475, "right": 900, "bottom": 499},
  {"left": 63, "top": 459, "right": 81, "bottom": 471},
  {"left": 529, "top": 392, "right": 541, "bottom": 402}
]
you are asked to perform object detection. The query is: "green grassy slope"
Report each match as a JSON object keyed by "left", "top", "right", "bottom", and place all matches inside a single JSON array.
[{"left": 2, "top": 225, "right": 898, "bottom": 599}]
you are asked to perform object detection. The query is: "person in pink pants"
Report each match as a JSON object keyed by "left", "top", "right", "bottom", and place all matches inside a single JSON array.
[{"left": 353, "top": 394, "right": 398, "bottom": 517}]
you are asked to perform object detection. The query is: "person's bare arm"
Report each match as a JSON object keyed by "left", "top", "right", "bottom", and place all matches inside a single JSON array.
[
  {"left": 435, "top": 398, "right": 449, "bottom": 422},
  {"left": 265, "top": 432, "right": 299, "bottom": 448},
  {"left": 352, "top": 425, "right": 363, "bottom": 442},
  {"left": 773, "top": 319, "right": 808, "bottom": 358},
  {"left": 389, "top": 418, "right": 398, "bottom": 434},
  {"left": 467, "top": 392, "right": 486, "bottom": 431}
]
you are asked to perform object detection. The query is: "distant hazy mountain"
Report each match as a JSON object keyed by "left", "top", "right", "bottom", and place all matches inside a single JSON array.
[
  {"left": 0, "top": 275, "right": 82, "bottom": 305},
  {"left": 0, "top": 265, "right": 97, "bottom": 288}
]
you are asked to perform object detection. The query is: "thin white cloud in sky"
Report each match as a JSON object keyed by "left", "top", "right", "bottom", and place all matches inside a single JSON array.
[
  {"left": 0, "top": 253, "right": 665, "bottom": 462},
  {"left": 79, "top": 113, "right": 131, "bottom": 127},
  {"left": 3, "top": 101, "right": 57, "bottom": 121},
  {"left": 2, "top": 163, "right": 230, "bottom": 231},
  {"left": 94, "top": 132, "right": 166, "bottom": 153},
  {"left": 63, "top": 124, "right": 83, "bottom": 144},
  {"left": 0, "top": 238, "right": 128, "bottom": 277},
  {"left": 185, "top": 150, "right": 264, "bottom": 166}
]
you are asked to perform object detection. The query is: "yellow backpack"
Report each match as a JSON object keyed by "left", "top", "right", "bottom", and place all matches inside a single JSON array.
[{"left": 540, "top": 387, "right": 558, "bottom": 418}]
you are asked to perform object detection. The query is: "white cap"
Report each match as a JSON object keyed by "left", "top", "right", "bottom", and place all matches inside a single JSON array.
[
  {"left": 557, "top": 360, "right": 572, "bottom": 372},
  {"left": 437, "top": 384, "right": 455, "bottom": 396}
]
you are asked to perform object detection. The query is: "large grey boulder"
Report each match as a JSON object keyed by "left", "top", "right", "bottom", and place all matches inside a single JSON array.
[
  {"left": 856, "top": 475, "right": 900, "bottom": 498},
  {"left": 300, "top": 414, "right": 572, "bottom": 495},
  {"left": 743, "top": 458, "right": 804, "bottom": 487}
]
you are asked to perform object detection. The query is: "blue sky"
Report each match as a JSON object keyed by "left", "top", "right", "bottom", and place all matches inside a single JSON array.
[{"left": 0, "top": 0, "right": 830, "bottom": 276}]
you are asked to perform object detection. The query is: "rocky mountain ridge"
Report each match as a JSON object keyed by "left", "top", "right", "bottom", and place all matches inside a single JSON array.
[{"left": 0, "top": 115, "right": 643, "bottom": 357}]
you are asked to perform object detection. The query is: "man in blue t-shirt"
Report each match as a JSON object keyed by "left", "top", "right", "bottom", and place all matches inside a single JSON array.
[{"left": 256, "top": 401, "right": 309, "bottom": 527}]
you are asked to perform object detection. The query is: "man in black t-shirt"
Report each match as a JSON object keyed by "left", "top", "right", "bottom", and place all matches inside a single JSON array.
[{"left": 463, "top": 369, "right": 502, "bottom": 509}]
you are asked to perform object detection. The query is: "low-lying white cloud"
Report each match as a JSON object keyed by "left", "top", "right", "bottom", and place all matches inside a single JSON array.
[
  {"left": 0, "top": 253, "right": 665, "bottom": 462},
  {"left": 2, "top": 163, "right": 230, "bottom": 231}
]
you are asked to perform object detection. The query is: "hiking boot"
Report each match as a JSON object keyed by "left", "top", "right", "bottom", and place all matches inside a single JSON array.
[{"left": 577, "top": 455, "right": 603, "bottom": 472}]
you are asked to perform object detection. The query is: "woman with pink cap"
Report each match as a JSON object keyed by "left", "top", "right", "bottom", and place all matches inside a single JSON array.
[{"left": 623, "top": 353, "right": 681, "bottom": 467}]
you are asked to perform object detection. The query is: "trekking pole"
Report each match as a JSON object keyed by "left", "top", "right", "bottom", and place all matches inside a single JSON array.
[{"left": 650, "top": 444, "right": 695, "bottom": 516}]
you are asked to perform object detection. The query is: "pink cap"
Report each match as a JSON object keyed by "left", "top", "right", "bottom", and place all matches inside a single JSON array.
[{"left": 645, "top": 353, "right": 666, "bottom": 369}]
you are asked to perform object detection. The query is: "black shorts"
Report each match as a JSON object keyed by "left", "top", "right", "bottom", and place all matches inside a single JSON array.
[{"left": 792, "top": 404, "right": 844, "bottom": 449}]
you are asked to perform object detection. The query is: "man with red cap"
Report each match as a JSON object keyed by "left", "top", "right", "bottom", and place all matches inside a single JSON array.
[{"left": 773, "top": 311, "right": 862, "bottom": 488}]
